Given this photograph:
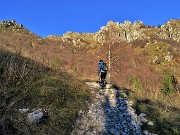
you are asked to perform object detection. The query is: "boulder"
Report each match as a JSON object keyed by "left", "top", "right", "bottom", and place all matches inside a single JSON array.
[
  {"left": 27, "top": 108, "right": 49, "bottom": 124},
  {"left": 140, "top": 117, "right": 148, "bottom": 123},
  {"left": 143, "top": 130, "right": 149, "bottom": 135},
  {"left": 147, "top": 121, "right": 154, "bottom": 126},
  {"left": 139, "top": 113, "right": 146, "bottom": 117}
]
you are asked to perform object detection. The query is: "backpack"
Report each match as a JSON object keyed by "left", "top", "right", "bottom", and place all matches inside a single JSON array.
[{"left": 102, "top": 63, "right": 108, "bottom": 71}]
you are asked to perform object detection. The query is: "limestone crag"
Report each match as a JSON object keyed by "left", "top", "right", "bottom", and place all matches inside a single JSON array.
[
  {"left": 94, "top": 20, "right": 146, "bottom": 43},
  {"left": 0, "top": 20, "right": 23, "bottom": 31},
  {"left": 157, "top": 19, "right": 180, "bottom": 42},
  {"left": 47, "top": 19, "right": 180, "bottom": 45},
  {"left": 71, "top": 82, "right": 142, "bottom": 135}
]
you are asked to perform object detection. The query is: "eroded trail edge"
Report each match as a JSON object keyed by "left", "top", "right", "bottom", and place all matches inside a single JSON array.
[{"left": 71, "top": 82, "right": 142, "bottom": 135}]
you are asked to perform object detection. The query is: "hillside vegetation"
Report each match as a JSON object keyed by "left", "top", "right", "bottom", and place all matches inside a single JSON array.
[
  {"left": 0, "top": 19, "right": 180, "bottom": 134},
  {"left": 0, "top": 49, "right": 90, "bottom": 134}
]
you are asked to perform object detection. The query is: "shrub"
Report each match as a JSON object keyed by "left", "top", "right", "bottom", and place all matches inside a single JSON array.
[
  {"left": 171, "top": 127, "right": 179, "bottom": 135},
  {"left": 158, "top": 24, "right": 161, "bottom": 28},
  {"left": 161, "top": 71, "right": 177, "bottom": 95}
]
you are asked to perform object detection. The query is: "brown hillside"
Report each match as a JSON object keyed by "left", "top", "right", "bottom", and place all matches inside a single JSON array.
[
  {"left": 0, "top": 19, "right": 180, "bottom": 134},
  {"left": 0, "top": 20, "right": 180, "bottom": 91}
]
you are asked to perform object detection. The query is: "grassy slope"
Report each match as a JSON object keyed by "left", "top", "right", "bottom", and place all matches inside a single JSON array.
[
  {"left": 0, "top": 50, "right": 90, "bottom": 135},
  {"left": 132, "top": 96, "right": 180, "bottom": 135}
]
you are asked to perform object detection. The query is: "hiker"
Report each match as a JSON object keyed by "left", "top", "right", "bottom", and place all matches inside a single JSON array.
[{"left": 98, "top": 60, "right": 108, "bottom": 84}]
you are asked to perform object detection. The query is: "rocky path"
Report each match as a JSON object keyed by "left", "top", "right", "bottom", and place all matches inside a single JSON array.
[{"left": 71, "top": 82, "right": 142, "bottom": 135}]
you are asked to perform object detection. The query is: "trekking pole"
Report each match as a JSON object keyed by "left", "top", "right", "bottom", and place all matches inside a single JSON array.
[
  {"left": 98, "top": 72, "right": 101, "bottom": 83},
  {"left": 108, "top": 42, "right": 111, "bottom": 84}
]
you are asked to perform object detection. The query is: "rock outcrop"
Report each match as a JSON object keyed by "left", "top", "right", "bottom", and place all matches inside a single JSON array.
[
  {"left": 48, "top": 19, "right": 180, "bottom": 45},
  {"left": 157, "top": 19, "right": 180, "bottom": 42},
  {"left": 0, "top": 20, "right": 24, "bottom": 30},
  {"left": 93, "top": 20, "right": 147, "bottom": 43}
]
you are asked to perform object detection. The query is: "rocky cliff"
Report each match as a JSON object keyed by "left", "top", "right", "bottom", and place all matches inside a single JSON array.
[
  {"left": 94, "top": 20, "right": 147, "bottom": 43},
  {"left": 157, "top": 19, "right": 180, "bottom": 42},
  {"left": 52, "top": 19, "right": 180, "bottom": 45},
  {"left": 0, "top": 20, "right": 24, "bottom": 31}
]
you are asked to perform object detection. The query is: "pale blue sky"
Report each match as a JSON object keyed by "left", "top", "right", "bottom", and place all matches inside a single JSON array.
[{"left": 0, "top": 0, "right": 179, "bottom": 37}]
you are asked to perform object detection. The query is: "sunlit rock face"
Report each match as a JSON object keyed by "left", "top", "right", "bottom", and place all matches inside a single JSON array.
[
  {"left": 94, "top": 20, "right": 146, "bottom": 43},
  {"left": 157, "top": 19, "right": 180, "bottom": 42}
]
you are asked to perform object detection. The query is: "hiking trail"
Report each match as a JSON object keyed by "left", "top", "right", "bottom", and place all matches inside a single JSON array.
[{"left": 71, "top": 82, "right": 143, "bottom": 135}]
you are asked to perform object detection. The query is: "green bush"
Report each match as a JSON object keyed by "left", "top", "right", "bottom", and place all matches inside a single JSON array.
[
  {"left": 171, "top": 127, "right": 179, "bottom": 135},
  {"left": 161, "top": 71, "right": 176, "bottom": 95}
]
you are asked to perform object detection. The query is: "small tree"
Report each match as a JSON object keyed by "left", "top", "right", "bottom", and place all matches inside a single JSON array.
[
  {"left": 161, "top": 71, "right": 176, "bottom": 95},
  {"left": 158, "top": 24, "right": 161, "bottom": 28}
]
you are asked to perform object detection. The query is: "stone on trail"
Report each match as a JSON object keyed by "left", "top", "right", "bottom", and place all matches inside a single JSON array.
[
  {"left": 147, "top": 121, "right": 154, "bottom": 126},
  {"left": 139, "top": 113, "right": 146, "bottom": 117},
  {"left": 143, "top": 130, "right": 149, "bottom": 135}
]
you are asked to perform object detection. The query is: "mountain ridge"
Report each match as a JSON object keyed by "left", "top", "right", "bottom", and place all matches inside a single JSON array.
[
  {"left": 46, "top": 19, "right": 180, "bottom": 43},
  {"left": 1, "top": 19, "right": 179, "bottom": 43}
]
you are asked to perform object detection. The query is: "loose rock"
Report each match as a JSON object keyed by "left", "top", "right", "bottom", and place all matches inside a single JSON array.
[{"left": 71, "top": 82, "right": 142, "bottom": 135}]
